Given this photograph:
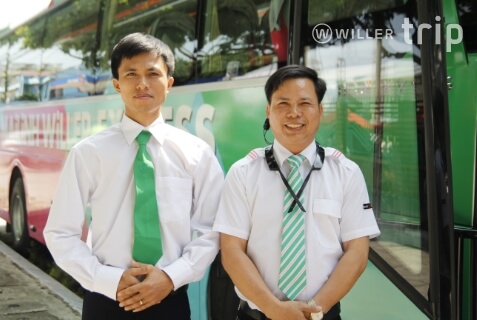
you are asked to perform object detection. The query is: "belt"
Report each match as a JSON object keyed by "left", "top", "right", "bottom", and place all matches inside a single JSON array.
[
  {"left": 239, "top": 300, "right": 270, "bottom": 320},
  {"left": 165, "top": 284, "right": 188, "bottom": 300},
  {"left": 239, "top": 300, "right": 341, "bottom": 320}
]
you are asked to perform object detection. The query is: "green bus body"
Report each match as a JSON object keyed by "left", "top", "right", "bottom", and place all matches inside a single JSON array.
[{"left": 0, "top": 0, "right": 475, "bottom": 319}]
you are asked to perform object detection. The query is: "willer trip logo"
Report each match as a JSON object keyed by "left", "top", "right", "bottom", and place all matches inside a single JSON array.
[
  {"left": 312, "top": 23, "right": 393, "bottom": 44},
  {"left": 312, "top": 17, "right": 463, "bottom": 52}
]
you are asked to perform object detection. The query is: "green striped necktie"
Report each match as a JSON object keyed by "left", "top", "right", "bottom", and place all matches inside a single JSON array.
[
  {"left": 278, "top": 154, "right": 306, "bottom": 300},
  {"left": 132, "top": 131, "right": 163, "bottom": 265}
]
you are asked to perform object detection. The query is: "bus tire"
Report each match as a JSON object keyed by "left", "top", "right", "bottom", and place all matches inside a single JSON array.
[{"left": 10, "top": 178, "right": 29, "bottom": 254}]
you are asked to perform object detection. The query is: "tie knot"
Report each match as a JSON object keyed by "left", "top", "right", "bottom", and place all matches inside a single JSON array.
[
  {"left": 287, "top": 154, "right": 305, "bottom": 169},
  {"left": 136, "top": 131, "right": 151, "bottom": 146}
]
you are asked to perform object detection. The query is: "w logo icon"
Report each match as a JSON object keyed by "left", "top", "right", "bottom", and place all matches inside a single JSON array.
[{"left": 312, "top": 23, "right": 333, "bottom": 44}]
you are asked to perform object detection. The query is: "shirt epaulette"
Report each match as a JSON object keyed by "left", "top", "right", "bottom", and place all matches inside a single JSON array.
[
  {"left": 236, "top": 148, "right": 265, "bottom": 167},
  {"left": 246, "top": 149, "right": 260, "bottom": 160},
  {"left": 331, "top": 149, "right": 342, "bottom": 159},
  {"left": 324, "top": 147, "right": 357, "bottom": 170},
  {"left": 325, "top": 147, "right": 343, "bottom": 159}
]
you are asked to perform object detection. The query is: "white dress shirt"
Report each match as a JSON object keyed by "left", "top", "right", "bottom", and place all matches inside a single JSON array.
[
  {"left": 213, "top": 140, "right": 380, "bottom": 310},
  {"left": 44, "top": 115, "right": 224, "bottom": 300}
]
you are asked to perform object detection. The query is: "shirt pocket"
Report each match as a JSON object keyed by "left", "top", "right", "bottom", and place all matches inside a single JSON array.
[
  {"left": 312, "top": 199, "right": 342, "bottom": 248},
  {"left": 156, "top": 177, "right": 192, "bottom": 222}
]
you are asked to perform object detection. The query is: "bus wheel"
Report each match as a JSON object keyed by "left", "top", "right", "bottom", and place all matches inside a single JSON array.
[{"left": 10, "top": 178, "right": 29, "bottom": 254}]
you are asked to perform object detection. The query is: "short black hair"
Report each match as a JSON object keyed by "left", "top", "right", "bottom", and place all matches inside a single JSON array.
[
  {"left": 264, "top": 65, "right": 327, "bottom": 103},
  {"left": 110, "top": 33, "right": 175, "bottom": 79}
]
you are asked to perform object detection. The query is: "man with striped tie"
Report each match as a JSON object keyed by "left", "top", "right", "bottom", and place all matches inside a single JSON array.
[{"left": 213, "top": 65, "right": 380, "bottom": 320}]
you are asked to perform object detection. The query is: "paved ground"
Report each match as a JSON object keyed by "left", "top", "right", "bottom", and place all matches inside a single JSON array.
[{"left": 0, "top": 240, "right": 82, "bottom": 320}]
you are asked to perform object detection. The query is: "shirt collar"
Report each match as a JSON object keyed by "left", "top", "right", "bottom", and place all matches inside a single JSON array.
[
  {"left": 120, "top": 114, "right": 166, "bottom": 145},
  {"left": 273, "top": 140, "right": 317, "bottom": 168}
]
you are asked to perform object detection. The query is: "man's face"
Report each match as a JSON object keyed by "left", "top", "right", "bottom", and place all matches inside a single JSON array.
[
  {"left": 113, "top": 52, "right": 174, "bottom": 126},
  {"left": 266, "top": 78, "right": 322, "bottom": 154}
]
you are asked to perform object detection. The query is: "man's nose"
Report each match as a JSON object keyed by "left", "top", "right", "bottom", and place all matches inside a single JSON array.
[
  {"left": 136, "top": 76, "right": 149, "bottom": 89},
  {"left": 288, "top": 103, "right": 301, "bottom": 116}
]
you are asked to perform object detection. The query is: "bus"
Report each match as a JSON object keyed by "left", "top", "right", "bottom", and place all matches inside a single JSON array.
[{"left": 0, "top": 0, "right": 475, "bottom": 319}]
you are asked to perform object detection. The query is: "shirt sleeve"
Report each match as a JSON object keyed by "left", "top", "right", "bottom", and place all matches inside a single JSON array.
[
  {"left": 162, "top": 146, "right": 224, "bottom": 289},
  {"left": 213, "top": 161, "right": 251, "bottom": 240},
  {"left": 340, "top": 165, "right": 381, "bottom": 242},
  {"left": 43, "top": 146, "right": 124, "bottom": 300}
]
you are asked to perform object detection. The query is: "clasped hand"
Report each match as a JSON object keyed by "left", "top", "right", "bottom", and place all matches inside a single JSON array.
[
  {"left": 116, "top": 260, "right": 174, "bottom": 312},
  {"left": 266, "top": 300, "right": 322, "bottom": 320}
]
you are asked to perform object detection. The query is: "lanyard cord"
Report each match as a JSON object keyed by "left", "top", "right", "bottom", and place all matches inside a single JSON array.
[
  {"left": 264, "top": 142, "right": 325, "bottom": 213},
  {"left": 278, "top": 166, "right": 314, "bottom": 213}
]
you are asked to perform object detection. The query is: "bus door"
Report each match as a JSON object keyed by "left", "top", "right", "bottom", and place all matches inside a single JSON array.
[
  {"left": 442, "top": 0, "right": 477, "bottom": 318},
  {"left": 298, "top": 0, "right": 461, "bottom": 318}
]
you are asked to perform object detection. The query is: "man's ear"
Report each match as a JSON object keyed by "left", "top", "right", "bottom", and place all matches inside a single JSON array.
[
  {"left": 167, "top": 77, "right": 174, "bottom": 92},
  {"left": 113, "top": 79, "right": 121, "bottom": 93}
]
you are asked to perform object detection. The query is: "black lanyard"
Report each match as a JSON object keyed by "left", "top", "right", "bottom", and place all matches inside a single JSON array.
[{"left": 265, "top": 142, "right": 325, "bottom": 213}]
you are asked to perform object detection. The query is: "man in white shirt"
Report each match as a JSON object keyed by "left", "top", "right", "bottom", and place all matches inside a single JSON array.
[
  {"left": 44, "top": 33, "right": 224, "bottom": 320},
  {"left": 213, "top": 65, "right": 380, "bottom": 320}
]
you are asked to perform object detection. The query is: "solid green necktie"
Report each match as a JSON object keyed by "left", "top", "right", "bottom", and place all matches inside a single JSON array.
[{"left": 132, "top": 131, "right": 162, "bottom": 265}]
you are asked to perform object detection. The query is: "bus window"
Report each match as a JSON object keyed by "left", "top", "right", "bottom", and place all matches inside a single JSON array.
[
  {"left": 198, "top": 0, "right": 276, "bottom": 82},
  {"left": 308, "top": 0, "right": 407, "bottom": 25},
  {"left": 457, "top": 0, "right": 477, "bottom": 53},
  {"left": 302, "top": 0, "right": 432, "bottom": 309},
  {"left": 0, "top": 1, "right": 105, "bottom": 103},
  {"left": 46, "top": 2, "right": 106, "bottom": 98},
  {"left": 100, "top": 0, "right": 198, "bottom": 86}
]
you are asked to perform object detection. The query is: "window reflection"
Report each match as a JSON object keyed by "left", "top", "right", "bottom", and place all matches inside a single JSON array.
[
  {"left": 198, "top": 0, "right": 277, "bottom": 81},
  {"left": 0, "top": 0, "right": 282, "bottom": 105},
  {"left": 457, "top": 0, "right": 477, "bottom": 52},
  {"left": 102, "top": 0, "right": 198, "bottom": 86},
  {"left": 308, "top": 0, "right": 406, "bottom": 25},
  {"left": 303, "top": 0, "right": 429, "bottom": 298},
  {"left": 0, "top": 1, "right": 101, "bottom": 103}
]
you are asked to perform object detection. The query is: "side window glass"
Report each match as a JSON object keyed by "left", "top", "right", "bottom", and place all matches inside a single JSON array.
[
  {"left": 100, "top": 0, "right": 197, "bottom": 87},
  {"left": 303, "top": 0, "right": 431, "bottom": 305},
  {"left": 198, "top": 0, "right": 277, "bottom": 82},
  {"left": 457, "top": 0, "right": 477, "bottom": 53},
  {"left": 0, "top": 1, "right": 101, "bottom": 103}
]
